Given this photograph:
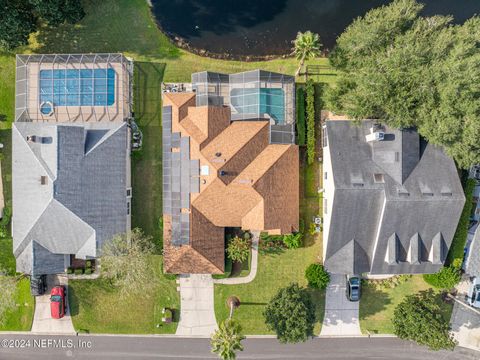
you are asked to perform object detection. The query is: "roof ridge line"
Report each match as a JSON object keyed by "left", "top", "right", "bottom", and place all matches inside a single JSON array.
[{"left": 84, "top": 122, "right": 126, "bottom": 156}]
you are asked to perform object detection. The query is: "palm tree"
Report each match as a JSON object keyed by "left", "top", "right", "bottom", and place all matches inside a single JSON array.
[
  {"left": 211, "top": 319, "right": 245, "bottom": 360},
  {"left": 227, "top": 295, "right": 240, "bottom": 319},
  {"left": 292, "top": 31, "right": 322, "bottom": 77}
]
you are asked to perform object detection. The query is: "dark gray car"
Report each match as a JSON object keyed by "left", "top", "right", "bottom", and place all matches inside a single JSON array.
[{"left": 346, "top": 276, "right": 361, "bottom": 302}]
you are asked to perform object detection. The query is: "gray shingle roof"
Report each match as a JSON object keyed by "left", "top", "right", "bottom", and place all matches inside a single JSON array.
[
  {"left": 13, "top": 121, "right": 128, "bottom": 275},
  {"left": 324, "top": 120, "right": 465, "bottom": 275}
]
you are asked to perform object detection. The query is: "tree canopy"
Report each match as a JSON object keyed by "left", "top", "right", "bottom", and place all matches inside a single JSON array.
[
  {"left": 327, "top": 0, "right": 480, "bottom": 168},
  {"left": 263, "top": 283, "right": 315, "bottom": 343},
  {"left": 393, "top": 289, "right": 456, "bottom": 350},
  {"left": 101, "top": 228, "right": 155, "bottom": 298},
  {"left": 0, "top": 0, "right": 84, "bottom": 50}
]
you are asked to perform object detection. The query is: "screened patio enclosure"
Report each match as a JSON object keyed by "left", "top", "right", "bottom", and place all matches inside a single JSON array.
[
  {"left": 192, "top": 70, "right": 295, "bottom": 144},
  {"left": 16, "top": 53, "right": 133, "bottom": 123}
]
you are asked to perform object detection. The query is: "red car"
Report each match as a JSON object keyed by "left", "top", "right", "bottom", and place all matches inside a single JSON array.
[{"left": 50, "top": 286, "right": 66, "bottom": 319}]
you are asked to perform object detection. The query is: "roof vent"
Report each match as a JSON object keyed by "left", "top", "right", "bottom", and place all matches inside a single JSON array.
[
  {"left": 219, "top": 170, "right": 227, "bottom": 177},
  {"left": 27, "top": 135, "right": 38, "bottom": 143},
  {"left": 352, "top": 182, "right": 364, "bottom": 188},
  {"left": 40, "top": 176, "right": 48, "bottom": 185},
  {"left": 441, "top": 192, "right": 453, "bottom": 197},
  {"left": 422, "top": 192, "right": 434, "bottom": 197},
  {"left": 215, "top": 152, "right": 222, "bottom": 157}
]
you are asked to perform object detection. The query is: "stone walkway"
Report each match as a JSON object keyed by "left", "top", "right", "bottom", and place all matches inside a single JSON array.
[
  {"left": 175, "top": 274, "right": 217, "bottom": 336},
  {"left": 320, "top": 274, "right": 361, "bottom": 336},
  {"left": 31, "top": 275, "right": 75, "bottom": 335},
  {"left": 213, "top": 232, "right": 259, "bottom": 285}
]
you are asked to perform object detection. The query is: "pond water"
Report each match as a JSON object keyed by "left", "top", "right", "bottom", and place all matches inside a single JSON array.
[{"left": 151, "top": 0, "right": 480, "bottom": 56}]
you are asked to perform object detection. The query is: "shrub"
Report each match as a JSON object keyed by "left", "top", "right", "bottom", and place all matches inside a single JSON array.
[
  {"left": 84, "top": 268, "right": 92, "bottom": 275},
  {"left": 243, "top": 231, "right": 251, "bottom": 240},
  {"left": 446, "top": 178, "right": 476, "bottom": 265},
  {"left": 74, "top": 268, "right": 84, "bottom": 275},
  {"left": 305, "top": 80, "right": 316, "bottom": 164},
  {"left": 0, "top": 206, "right": 12, "bottom": 227},
  {"left": 282, "top": 233, "right": 303, "bottom": 249},
  {"left": 264, "top": 283, "right": 315, "bottom": 343},
  {"left": 296, "top": 86, "right": 306, "bottom": 146},
  {"left": 308, "top": 222, "right": 317, "bottom": 235},
  {"left": 85, "top": 260, "right": 92, "bottom": 269},
  {"left": 363, "top": 275, "right": 412, "bottom": 290},
  {"left": 66, "top": 267, "right": 73, "bottom": 274},
  {"left": 299, "top": 218, "right": 305, "bottom": 234},
  {"left": 305, "top": 263, "right": 330, "bottom": 289},
  {"left": 423, "top": 266, "right": 461, "bottom": 290},
  {"left": 393, "top": 289, "right": 456, "bottom": 350},
  {"left": 226, "top": 236, "right": 250, "bottom": 263}
]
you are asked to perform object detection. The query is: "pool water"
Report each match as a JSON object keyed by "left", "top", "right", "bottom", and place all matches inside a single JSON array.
[
  {"left": 230, "top": 88, "right": 285, "bottom": 123},
  {"left": 39, "top": 68, "right": 115, "bottom": 107}
]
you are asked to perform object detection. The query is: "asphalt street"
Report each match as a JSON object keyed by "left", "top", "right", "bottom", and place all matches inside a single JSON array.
[{"left": 0, "top": 335, "right": 478, "bottom": 360}]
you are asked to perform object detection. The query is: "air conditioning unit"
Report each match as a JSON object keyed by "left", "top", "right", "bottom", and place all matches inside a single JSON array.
[{"left": 366, "top": 127, "right": 385, "bottom": 142}]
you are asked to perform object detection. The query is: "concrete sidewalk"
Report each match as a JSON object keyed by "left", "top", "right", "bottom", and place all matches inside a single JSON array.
[
  {"left": 31, "top": 275, "right": 75, "bottom": 335},
  {"left": 213, "top": 232, "right": 259, "bottom": 285},
  {"left": 175, "top": 274, "right": 217, "bottom": 336},
  {"left": 320, "top": 274, "right": 361, "bottom": 336}
]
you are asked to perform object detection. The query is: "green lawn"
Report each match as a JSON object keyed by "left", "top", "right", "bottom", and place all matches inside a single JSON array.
[
  {"left": 68, "top": 255, "right": 179, "bottom": 334},
  {"left": 0, "top": 277, "right": 34, "bottom": 331},
  {"left": 359, "top": 275, "right": 454, "bottom": 335},
  {"left": 131, "top": 61, "right": 165, "bottom": 249},
  {"left": 214, "top": 161, "right": 324, "bottom": 335}
]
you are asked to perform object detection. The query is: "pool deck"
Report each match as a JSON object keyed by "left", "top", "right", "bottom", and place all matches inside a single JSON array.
[{"left": 25, "top": 61, "right": 129, "bottom": 123}]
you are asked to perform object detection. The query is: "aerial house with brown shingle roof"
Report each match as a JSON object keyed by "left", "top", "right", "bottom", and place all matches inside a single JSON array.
[{"left": 162, "top": 70, "right": 298, "bottom": 274}]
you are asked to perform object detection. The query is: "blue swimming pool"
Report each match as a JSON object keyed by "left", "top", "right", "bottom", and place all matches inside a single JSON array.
[
  {"left": 230, "top": 88, "right": 285, "bottom": 123},
  {"left": 39, "top": 68, "right": 115, "bottom": 107}
]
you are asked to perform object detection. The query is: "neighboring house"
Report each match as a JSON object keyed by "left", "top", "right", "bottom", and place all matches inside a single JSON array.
[
  {"left": 162, "top": 70, "right": 298, "bottom": 274},
  {"left": 13, "top": 53, "right": 133, "bottom": 275},
  {"left": 322, "top": 119, "right": 465, "bottom": 275},
  {"left": 465, "top": 223, "right": 480, "bottom": 278}
]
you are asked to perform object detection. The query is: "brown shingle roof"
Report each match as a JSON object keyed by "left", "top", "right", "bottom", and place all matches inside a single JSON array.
[{"left": 163, "top": 93, "right": 299, "bottom": 274}]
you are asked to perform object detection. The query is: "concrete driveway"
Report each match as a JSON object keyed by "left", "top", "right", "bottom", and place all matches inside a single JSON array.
[
  {"left": 451, "top": 279, "right": 480, "bottom": 351},
  {"left": 176, "top": 274, "right": 217, "bottom": 336},
  {"left": 31, "top": 274, "right": 75, "bottom": 334},
  {"left": 320, "top": 274, "right": 361, "bottom": 336}
]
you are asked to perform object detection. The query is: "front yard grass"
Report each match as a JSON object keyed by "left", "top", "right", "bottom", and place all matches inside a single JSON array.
[
  {"left": 68, "top": 255, "right": 179, "bottom": 334},
  {"left": 214, "top": 160, "right": 324, "bottom": 335},
  {"left": 359, "top": 275, "right": 453, "bottom": 335},
  {"left": 0, "top": 277, "right": 34, "bottom": 331}
]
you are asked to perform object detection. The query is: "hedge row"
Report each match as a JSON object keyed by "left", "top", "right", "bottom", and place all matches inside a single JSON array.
[
  {"left": 305, "top": 80, "right": 316, "bottom": 164},
  {"left": 296, "top": 86, "right": 306, "bottom": 146},
  {"left": 446, "top": 178, "right": 476, "bottom": 265}
]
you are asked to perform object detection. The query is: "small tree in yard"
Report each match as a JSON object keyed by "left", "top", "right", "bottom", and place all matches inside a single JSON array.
[
  {"left": 393, "top": 289, "right": 456, "bottom": 351},
  {"left": 305, "top": 263, "right": 330, "bottom": 289},
  {"left": 0, "top": 274, "right": 17, "bottom": 325},
  {"left": 282, "top": 233, "right": 303, "bottom": 249},
  {"left": 292, "top": 31, "right": 322, "bottom": 77},
  {"left": 423, "top": 265, "right": 461, "bottom": 290},
  {"left": 264, "top": 283, "right": 316, "bottom": 343},
  {"left": 101, "top": 228, "right": 155, "bottom": 298},
  {"left": 211, "top": 319, "right": 245, "bottom": 360},
  {"left": 226, "top": 236, "right": 250, "bottom": 263}
]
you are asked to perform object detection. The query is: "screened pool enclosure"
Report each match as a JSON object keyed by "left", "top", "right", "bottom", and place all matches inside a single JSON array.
[
  {"left": 16, "top": 53, "right": 133, "bottom": 123},
  {"left": 192, "top": 70, "right": 295, "bottom": 144}
]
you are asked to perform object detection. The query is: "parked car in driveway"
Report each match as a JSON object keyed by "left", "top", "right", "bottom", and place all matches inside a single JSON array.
[
  {"left": 346, "top": 275, "right": 361, "bottom": 302},
  {"left": 466, "top": 277, "right": 480, "bottom": 308},
  {"left": 30, "top": 274, "right": 47, "bottom": 296},
  {"left": 50, "top": 285, "right": 66, "bottom": 319}
]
